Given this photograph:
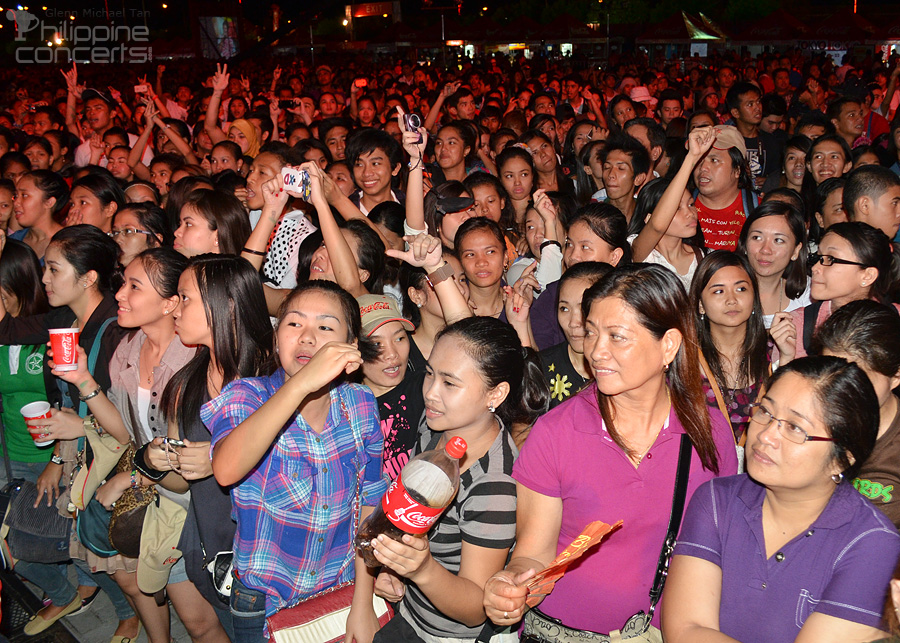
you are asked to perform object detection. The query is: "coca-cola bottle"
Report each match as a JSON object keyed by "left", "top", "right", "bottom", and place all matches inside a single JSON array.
[{"left": 355, "top": 436, "right": 467, "bottom": 567}]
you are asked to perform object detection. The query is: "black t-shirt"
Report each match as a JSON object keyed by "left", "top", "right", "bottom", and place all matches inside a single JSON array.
[
  {"left": 539, "top": 341, "right": 591, "bottom": 409},
  {"left": 408, "top": 332, "right": 427, "bottom": 374},
  {"left": 376, "top": 369, "right": 426, "bottom": 480},
  {"left": 744, "top": 131, "right": 783, "bottom": 179}
]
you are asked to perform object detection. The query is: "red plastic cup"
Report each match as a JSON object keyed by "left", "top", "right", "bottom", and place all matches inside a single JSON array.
[
  {"left": 20, "top": 401, "right": 53, "bottom": 447},
  {"left": 49, "top": 327, "right": 80, "bottom": 371}
]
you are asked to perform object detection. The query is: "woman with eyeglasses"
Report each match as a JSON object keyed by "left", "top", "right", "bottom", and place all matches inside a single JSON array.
[
  {"left": 770, "top": 222, "right": 900, "bottom": 365},
  {"left": 109, "top": 203, "right": 173, "bottom": 267},
  {"left": 662, "top": 356, "right": 900, "bottom": 643}
]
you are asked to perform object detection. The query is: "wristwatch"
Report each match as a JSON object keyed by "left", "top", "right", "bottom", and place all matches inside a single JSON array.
[
  {"left": 426, "top": 262, "right": 455, "bottom": 288},
  {"left": 50, "top": 454, "right": 64, "bottom": 465}
]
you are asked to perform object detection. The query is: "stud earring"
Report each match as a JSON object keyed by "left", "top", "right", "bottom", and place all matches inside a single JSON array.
[
  {"left": 488, "top": 402, "right": 495, "bottom": 413},
  {"left": 663, "top": 363, "right": 670, "bottom": 373}
]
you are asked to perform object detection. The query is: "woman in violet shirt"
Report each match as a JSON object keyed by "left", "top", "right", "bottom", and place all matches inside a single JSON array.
[
  {"left": 483, "top": 264, "right": 738, "bottom": 639},
  {"left": 663, "top": 356, "right": 900, "bottom": 643}
]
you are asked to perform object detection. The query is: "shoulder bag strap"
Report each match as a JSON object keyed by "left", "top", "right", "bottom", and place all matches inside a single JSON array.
[
  {"left": 697, "top": 349, "right": 736, "bottom": 445},
  {"left": 76, "top": 317, "right": 117, "bottom": 418},
  {"left": 645, "top": 433, "right": 693, "bottom": 627}
]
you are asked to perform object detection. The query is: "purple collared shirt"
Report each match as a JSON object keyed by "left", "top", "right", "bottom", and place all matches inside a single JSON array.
[
  {"left": 675, "top": 474, "right": 900, "bottom": 642},
  {"left": 513, "top": 386, "right": 738, "bottom": 633}
]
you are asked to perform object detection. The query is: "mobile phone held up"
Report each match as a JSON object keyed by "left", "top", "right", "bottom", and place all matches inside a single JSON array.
[{"left": 281, "top": 166, "right": 311, "bottom": 200}]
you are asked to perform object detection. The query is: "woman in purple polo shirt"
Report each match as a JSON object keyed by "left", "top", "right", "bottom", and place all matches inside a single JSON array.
[
  {"left": 483, "top": 264, "right": 739, "bottom": 640},
  {"left": 663, "top": 356, "right": 900, "bottom": 643}
]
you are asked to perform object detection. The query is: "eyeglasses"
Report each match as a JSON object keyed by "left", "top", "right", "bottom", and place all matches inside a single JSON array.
[
  {"left": 748, "top": 403, "right": 836, "bottom": 445},
  {"left": 808, "top": 253, "right": 870, "bottom": 269},
  {"left": 108, "top": 228, "right": 153, "bottom": 239}
]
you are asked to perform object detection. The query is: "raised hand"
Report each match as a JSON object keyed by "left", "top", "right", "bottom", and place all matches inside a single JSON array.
[
  {"left": 532, "top": 189, "right": 558, "bottom": 222},
  {"left": 686, "top": 125, "right": 716, "bottom": 158},
  {"left": 442, "top": 81, "right": 461, "bottom": 98},
  {"left": 385, "top": 233, "right": 443, "bottom": 270},
  {"left": 211, "top": 63, "right": 230, "bottom": 93}
]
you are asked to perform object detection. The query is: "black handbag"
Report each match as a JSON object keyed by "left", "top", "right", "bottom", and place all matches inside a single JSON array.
[{"left": 5, "top": 480, "right": 72, "bottom": 563}]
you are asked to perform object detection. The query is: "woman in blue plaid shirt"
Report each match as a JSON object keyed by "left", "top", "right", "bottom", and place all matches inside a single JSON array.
[{"left": 207, "top": 280, "right": 388, "bottom": 643}]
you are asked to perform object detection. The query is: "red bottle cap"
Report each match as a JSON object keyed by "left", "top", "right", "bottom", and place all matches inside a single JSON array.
[{"left": 445, "top": 437, "right": 467, "bottom": 459}]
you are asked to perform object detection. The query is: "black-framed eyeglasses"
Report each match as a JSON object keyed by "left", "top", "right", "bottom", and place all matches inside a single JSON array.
[
  {"left": 108, "top": 228, "right": 153, "bottom": 239},
  {"left": 808, "top": 252, "right": 870, "bottom": 269},
  {"left": 748, "top": 403, "right": 836, "bottom": 445}
]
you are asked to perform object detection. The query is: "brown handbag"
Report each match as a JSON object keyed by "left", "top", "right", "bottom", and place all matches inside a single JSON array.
[{"left": 108, "top": 445, "right": 158, "bottom": 558}]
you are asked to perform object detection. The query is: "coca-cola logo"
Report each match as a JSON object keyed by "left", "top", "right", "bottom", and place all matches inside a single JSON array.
[
  {"left": 60, "top": 334, "right": 74, "bottom": 357},
  {"left": 389, "top": 506, "right": 437, "bottom": 530},
  {"left": 382, "top": 478, "right": 444, "bottom": 534}
]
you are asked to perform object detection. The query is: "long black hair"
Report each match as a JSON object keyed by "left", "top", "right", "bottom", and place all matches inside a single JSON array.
[
  {"left": 737, "top": 200, "right": 809, "bottom": 300},
  {"left": 0, "top": 238, "right": 48, "bottom": 317},
  {"left": 690, "top": 251, "right": 769, "bottom": 395},
  {"left": 582, "top": 264, "right": 720, "bottom": 473},
  {"left": 162, "top": 255, "right": 273, "bottom": 433}
]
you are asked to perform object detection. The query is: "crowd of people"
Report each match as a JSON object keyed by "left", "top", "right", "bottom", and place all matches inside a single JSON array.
[{"left": 0, "top": 44, "right": 899, "bottom": 643}]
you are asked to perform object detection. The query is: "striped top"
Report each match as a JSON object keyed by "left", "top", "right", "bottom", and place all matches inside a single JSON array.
[{"left": 399, "top": 419, "right": 518, "bottom": 638}]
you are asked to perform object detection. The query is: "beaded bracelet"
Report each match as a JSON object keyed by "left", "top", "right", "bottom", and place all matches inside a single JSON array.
[{"left": 131, "top": 468, "right": 140, "bottom": 489}]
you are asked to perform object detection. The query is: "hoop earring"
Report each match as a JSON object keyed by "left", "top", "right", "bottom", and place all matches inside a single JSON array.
[
  {"left": 831, "top": 473, "right": 843, "bottom": 485},
  {"left": 663, "top": 363, "right": 670, "bottom": 373}
]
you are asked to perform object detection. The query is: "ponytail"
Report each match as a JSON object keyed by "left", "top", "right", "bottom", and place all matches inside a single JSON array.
[{"left": 437, "top": 317, "right": 550, "bottom": 429}]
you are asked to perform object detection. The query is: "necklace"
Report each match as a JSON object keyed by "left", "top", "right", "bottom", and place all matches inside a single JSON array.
[{"left": 630, "top": 389, "right": 672, "bottom": 465}]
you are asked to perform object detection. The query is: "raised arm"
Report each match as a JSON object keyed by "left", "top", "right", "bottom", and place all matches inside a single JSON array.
[
  {"left": 400, "top": 110, "right": 429, "bottom": 234},
  {"left": 631, "top": 126, "right": 715, "bottom": 262},
  {"left": 531, "top": 189, "right": 564, "bottom": 286},
  {"left": 241, "top": 176, "right": 289, "bottom": 270},
  {"left": 386, "top": 233, "right": 472, "bottom": 324},
  {"left": 211, "top": 342, "right": 362, "bottom": 485},
  {"left": 61, "top": 64, "right": 83, "bottom": 138},
  {"left": 127, "top": 99, "right": 157, "bottom": 181},
  {"left": 307, "top": 162, "right": 369, "bottom": 297},
  {"left": 152, "top": 113, "right": 199, "bottom": 165},
  {"left": 882, "top": 65, "right": 900, "bottom": 118},
  {"left": 424, "top": 81, "right": 459, "bottom": 134},
  {"left": 204, "top": 63, "right": 229, "bottom": 145}
]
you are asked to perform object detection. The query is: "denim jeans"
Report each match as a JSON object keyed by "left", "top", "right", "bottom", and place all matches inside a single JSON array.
[
  {"left": 14, "top": 560, "right": 78, "bottom": 607},
  {"left": 0, "top": 460, "right": 50, "bottom": 487},
  {"left": 230, "top": 575, "right": 267, "bottom": 643},
  {"left": 14, "top": 558, "right": 135, "bottom": 621}
]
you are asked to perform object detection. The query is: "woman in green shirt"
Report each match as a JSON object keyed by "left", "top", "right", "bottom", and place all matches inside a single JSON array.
[{"left": 0, "top": 238, "right": 50, "bottom": 485}]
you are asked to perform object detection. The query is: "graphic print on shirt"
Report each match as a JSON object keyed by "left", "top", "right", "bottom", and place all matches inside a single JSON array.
[
  {"left": 854, "top": 477, "right": 893, "bottom": 503},
  {"left": 380, "top": 395, "right": 414, "bottom": 480}
]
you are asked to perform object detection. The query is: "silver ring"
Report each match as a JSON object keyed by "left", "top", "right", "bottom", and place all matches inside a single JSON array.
[
  {"left": 504, "top": 611, "right": 508, "bottom": 619},
  {"left": 110, "top": 501, "right": 116, "bottom": 508}
]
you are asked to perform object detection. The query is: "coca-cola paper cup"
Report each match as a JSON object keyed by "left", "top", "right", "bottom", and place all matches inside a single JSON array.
[
  {"left": 20, "top": 401, "right": 54, "bottom": 447},
  {"left": 49, "top": 327, "right": 80, "bottom": 371}
]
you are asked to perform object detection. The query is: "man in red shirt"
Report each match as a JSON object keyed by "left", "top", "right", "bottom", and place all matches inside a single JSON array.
[{"left": 693, "top": 125, "right": 757, "bottom": 251}]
